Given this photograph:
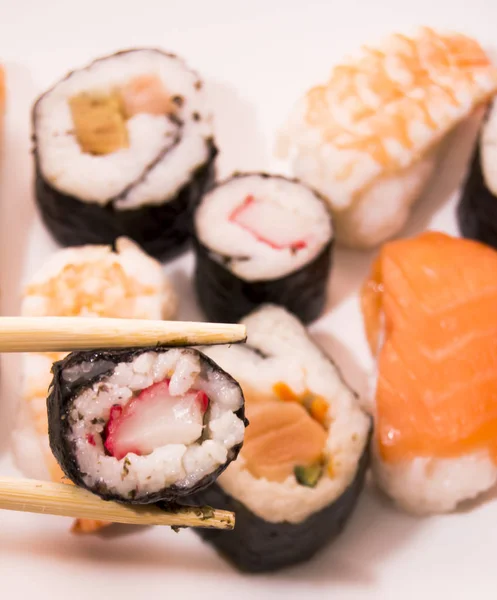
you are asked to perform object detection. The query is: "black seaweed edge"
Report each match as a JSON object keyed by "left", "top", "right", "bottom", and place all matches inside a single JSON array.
[
  {"left": 32, "top": 48, "right": 217, "bottom": 261},
  {"left": 189, "top": 427, "right": 371, "bottom": 573},
  {"left": 457, "top": 137, "right": 497, "bottom": 249},
  {"left": 193, "top": 172, "right": 334, "bottom": 324},
  {"left": 47, "top": 346, "right": 248, "bottom": 504}
]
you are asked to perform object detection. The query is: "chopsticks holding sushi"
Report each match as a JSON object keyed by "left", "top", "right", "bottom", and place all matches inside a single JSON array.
[
  {"left": 0, "top": 317, "right": 247, "bottom": 352},
  {"left": 0, "top": 477, "right": 235, "bottom": 530}
]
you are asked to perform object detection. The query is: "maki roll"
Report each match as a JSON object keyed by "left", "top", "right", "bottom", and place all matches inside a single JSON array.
[
  {"left": 13, "top": 237, "right": 177, "bottom": 531},
  {"left": 361, "top": 232, "right": 497, "bottom": 514},
  {"left": 47, "top": 347, "right": 247, "bottom": 503},
  {"left": 33, "top": 48, "right": 216, "bottom": 260},
  {"left": 277, "top": 27, "right": 497, "bottom": 248},
  {"left": 193, "top": 173, "right": 333, "bottom": 324},
  {"left": 191, "top": 305, "right": 371, "bottom": 572},
  {"left": 458, "top": 99, "right": 497, "bottom": 248}
]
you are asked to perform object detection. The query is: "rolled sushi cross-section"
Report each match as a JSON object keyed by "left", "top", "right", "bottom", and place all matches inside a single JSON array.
[
  {"left": 191, "top": 305, "right": 371, "bottom": 572},
  {"left": 458, "top": 99, "right": 497, "bottom": 249},
  {"left": 33, "top": 48, "right": 216, "bottom": 260},
  {"left": 48, "top": 347, "right": 247, "bottom": 503},
  {"left": 361, "top": 232, "right": 497, "bottom": 514},
  {"left": 194, "top": 173, "right": 333, "bottom": 324},
  {"left": 14, "top": 237, "right": 177, "bottom": 531},
  {"left": 277, "top": 27, "right": 497, "bottom": 248}
]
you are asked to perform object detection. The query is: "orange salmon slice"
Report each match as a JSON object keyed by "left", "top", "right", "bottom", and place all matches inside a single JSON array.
[
  {"left": 242, "top": 401, "right": 327, "bottom": 482},
  {"left": 361, "top": 231, "right": 497, "bottom": 463}
]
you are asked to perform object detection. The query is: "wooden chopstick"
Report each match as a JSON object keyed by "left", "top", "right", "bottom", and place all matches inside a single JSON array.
[
  {"left": 0, "top": 317, "right": 246, "bottom": 352},
  {"left": 0, "top": 478, "right": 235, "bottom": 530}
]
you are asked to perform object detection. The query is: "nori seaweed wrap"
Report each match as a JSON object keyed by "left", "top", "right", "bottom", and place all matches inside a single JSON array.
[
  {"left": 193, "top": 173, "right": 333, "bottom": 324},
  {"left": 190, "top": 445, "right": 370, "bottom": 572},
  {"left": 47, "top": 346, "right": 247, "bottom": 504},
  {"left": 33, "top": 48, "right": 217, "bottom": 261},
  {"left": 457, "top": 101, "right": 497, "bottom": 249},
  {"left": 194, "top": 305, "right": 372, "bottom": 572}
]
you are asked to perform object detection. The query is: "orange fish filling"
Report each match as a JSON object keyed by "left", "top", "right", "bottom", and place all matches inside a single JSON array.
[
  {"left": 120, "top": 75, "right": 173, "bottom": 118},
  {"left": 361, "top": 232, "right": 497, "bottom": 463},
  {"left": 242, "top": 401, "right": 327, "bottom": 483},
  {"left": 236, "top": 381, "right": 330, "bottom": 483}
]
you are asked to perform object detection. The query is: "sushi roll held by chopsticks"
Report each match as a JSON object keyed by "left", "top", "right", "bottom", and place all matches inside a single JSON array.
[
  {"left": 32, "top": 49, "right": 216, "bottom": 260},
  {"left": 277, "top": 27, "right": 497, "bottom": 249},
  {"left": 0, "top": 318, "right": 248, "bottom": 530},
  {"left": 47, "top": 346, "right": 247, "bottom": 504},
  {"left": 193, "top": 173, "right": 333, "bottom": 324}
]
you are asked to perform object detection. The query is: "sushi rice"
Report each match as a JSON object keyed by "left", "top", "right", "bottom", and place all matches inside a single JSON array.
[
  {"left": 34, "top": 49, "right": 212, "bottom": 209},
  {"left": 12, "top": 238, "right": 177, "bottom": 528},
  {"left": 193, "top": 305, "right": 371, "bottom": 572},
  {"left": 277, "top": 27, "right": 497, "bottom": 248},
  {"left": 203, "top": 306, "right": 370, "bottom": 523},
  {"left": 33, "top": 49, "right": 217, "bottom": 260},
  {"left": 48, "top": 347, "right": 247, "bottom": 503},
  {"left": 373, "top": 449, "right": 497, "bottom": 515},
  {"left": 362, "top": 232, "right": 497, "bottom": 514},
  {"left": 195, "top": 174, "right": 332, "bottom": 281},
  {"left": 194, "top": 173, "right": 333, "bottom": 324}
]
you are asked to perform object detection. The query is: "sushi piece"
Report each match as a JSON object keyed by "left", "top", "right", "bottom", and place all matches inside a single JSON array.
[
  {"left": 193, "top": 173, "right": 333, "bottom": 324},
  {"left": 277, "top": 27, "right": 497, "bottom": 249},
  {"left": 47, "top": 346, "right": 247, "bottom": 503},
  {"left": 361, "top": 231, "right": 497, "bottom": 514},
  {"left": 458, "top": 99, "right": 497, "bottom": 248},
  {"left": 33, "top": 48, "right": 216, "bottom": 260},
  {"left": 13, "top": 237, "right": 177, "bottom": 531},
  {"left": 0, "top": 65, "right": 5, "bottom": 126},
  {"left": 190, "top": 305, "right": 371, "bottom": 572}
]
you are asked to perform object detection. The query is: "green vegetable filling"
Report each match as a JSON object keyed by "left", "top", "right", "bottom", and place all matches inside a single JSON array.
[{"left": 294, "top": 463, "right": 324, "bottom": 488}]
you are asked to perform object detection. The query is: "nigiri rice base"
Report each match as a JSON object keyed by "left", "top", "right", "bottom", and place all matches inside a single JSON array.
[
  {"left": 332, "top": 154, "right": 438, "bottom": 248},
  {"left": 368, "top": 360, "right": 497, "bottom": 514},
  {"left": 373, "top": 446, "right": 497, "bottom": 514}
]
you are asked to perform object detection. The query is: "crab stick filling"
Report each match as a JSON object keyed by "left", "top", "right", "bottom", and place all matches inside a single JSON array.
[
  {"left": 103, "top": 380, "right": 209, "bottom": 460},
  {"left": 229, "top": 195, "right": 309, "bottom": 251}
]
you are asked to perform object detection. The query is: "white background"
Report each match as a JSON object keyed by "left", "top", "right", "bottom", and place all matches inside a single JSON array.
[{"left": 0, "top": 0, "right": 496, "bottom": 597}]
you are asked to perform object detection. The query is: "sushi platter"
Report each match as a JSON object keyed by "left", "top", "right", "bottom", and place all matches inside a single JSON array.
[{"left": 2, "top": 0, "right": 497, "bottom": 598}]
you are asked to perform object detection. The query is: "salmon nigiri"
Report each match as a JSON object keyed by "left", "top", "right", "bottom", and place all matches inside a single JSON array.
[
  {"left": 278, "top": 28, "right": 497, "bottom": 248},
  {"left": 361, "top": 231, "right": 497, "bottom": 513}
]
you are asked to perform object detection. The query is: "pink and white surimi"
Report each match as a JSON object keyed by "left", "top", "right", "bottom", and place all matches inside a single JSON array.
[{"left": 195, "top": 174, "right": 333, "bottom": 281}]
